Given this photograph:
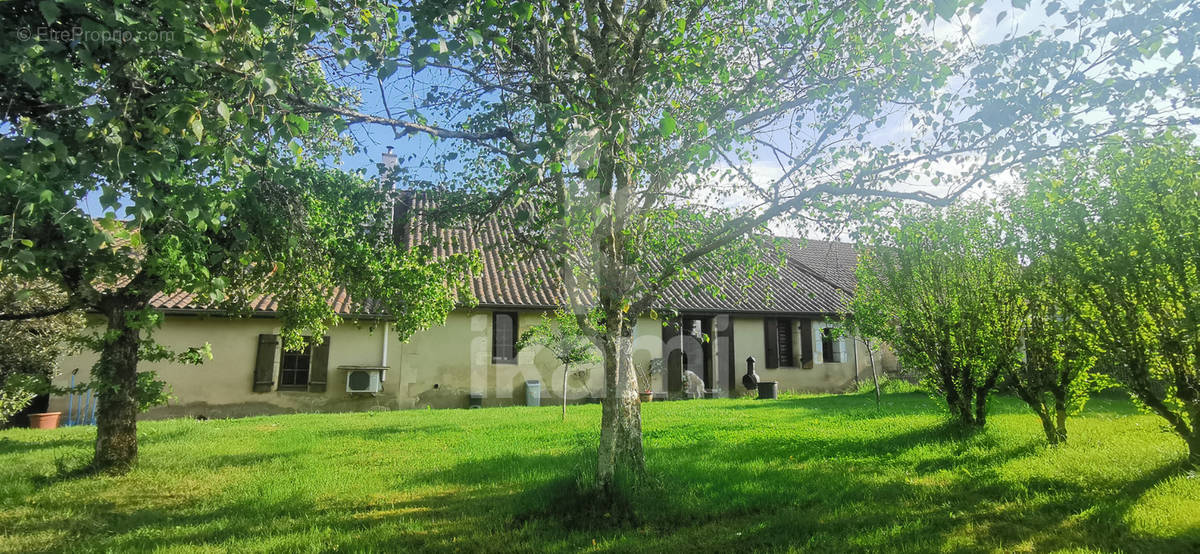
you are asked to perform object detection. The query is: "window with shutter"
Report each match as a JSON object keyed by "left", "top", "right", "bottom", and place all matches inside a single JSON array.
[{"left": 493, "top": 311, "right": 518, "bottom": 364}]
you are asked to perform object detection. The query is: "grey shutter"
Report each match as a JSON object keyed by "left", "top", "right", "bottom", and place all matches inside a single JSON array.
[
  {"left": 309, "top": 336, "right": 331, "bottom": 392},
  {"left": 800, "top": 319, "right": 814, "bottom": 369},
  {"left": 764, "top": 318, "right": 779, "bottom": 369},
  {"left": 664, "top": 319, "right": 683, "bottom": 393},
  {"left": 254, "top": 334, "right": 278, "bottom": 392}
]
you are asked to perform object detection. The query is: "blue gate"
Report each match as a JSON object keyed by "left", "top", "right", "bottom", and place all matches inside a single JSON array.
[{"left": 65, "top": 371, "right": 96, "bottom": 426}]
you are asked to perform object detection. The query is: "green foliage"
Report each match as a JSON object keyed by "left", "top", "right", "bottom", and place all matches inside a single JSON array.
[
  {"left": 1019, "top": 133, "right": 1200, "bottom": 464},
  {"left": 0, "top": 277, "right": 84, "bottom": 421},
  {"left": 0, "top": 378, "right": 37, "bottom": 423},
  {"left": 516, "top": 308, "right": 600, "bottom": 369},
  {"left": 1, "top": 395, "right": 1197, "bottom": 552},
  {"left": 855, "top": 202, "right": 1024, "bottom": 427},
  {"left": 1002, "top": 255, "right": 1108, "bottom": 444},
  {"left": 0, "top": 0, "right": 476, "bottom": 467},
  {"left": 383, "top": 0, "right": 1198, "bottom": 482}
]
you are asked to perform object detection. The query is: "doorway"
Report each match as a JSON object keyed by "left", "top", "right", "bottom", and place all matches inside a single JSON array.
[{"left": 663, "top": 316, "right": 713, "bottom": 394}]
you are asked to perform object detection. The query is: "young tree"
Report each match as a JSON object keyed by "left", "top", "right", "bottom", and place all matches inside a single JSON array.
[
  {"left": 841, "top": 288, "right": 892, "bottom": 408},
  {"left": 0, "top": 2, "right": 475, "bottom": 472},
  {"left": 1021, "top": 134, "right": 1200, "bottom": 467},
  {"left": 517, "top": 308, "right": 601, "bottom": 420},
  {"left": 855, "top": 204, "right": 1024, "bottom": 427},
  {"left": 306, "top": 0, "right": 1198, "bottom": 490},
  {"left": 1004, "top": 260, "right": 1102, "bottom": 445}
]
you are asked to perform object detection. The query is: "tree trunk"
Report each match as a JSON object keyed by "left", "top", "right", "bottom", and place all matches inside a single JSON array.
[
  {"left": 1053, "top": 391, "right": 1068, "bottom": 444},
  {"left": 562, "top": 363, "right": 569, "bottom": 422},
  {"left": 973, "top": 387, "right": 988, "bottom": 428},
  {"left": 867, "top": 343, "right": 880, "bottom": 408},
  {"left": 1035, "top": 406, "right": 1059, "bottom": 445},
  {"left": 596, "top": 323, "right": 643, "bottom": 492},
  {"left": 92, "top": 303, "right": 141, "bottom": 473},
  {"left": 1188, "top": 434, "right": 1200, "bottom": 470}
]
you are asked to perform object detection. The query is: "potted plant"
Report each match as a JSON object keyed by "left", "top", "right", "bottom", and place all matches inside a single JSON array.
[
  {"left": 1, "top": 374, "right": 59, "bottom": 429},
  {"left": 637, "top": 358, "right": 664, "bottom": 402},
  {"left": 28, "top": 410, "right": 62, "bottom": 429}
]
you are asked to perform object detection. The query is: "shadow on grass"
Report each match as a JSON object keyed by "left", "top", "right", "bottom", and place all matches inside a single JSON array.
[
  {"left": 0, "top": 436, "right": 89, "bottom": 457},
  {"left": 5, "top": 399, "right": 1197, "bottom": 553}
]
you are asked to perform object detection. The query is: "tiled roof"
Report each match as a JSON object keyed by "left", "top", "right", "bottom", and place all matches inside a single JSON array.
[
  {"left": 401, "top": 195, "right": 858, "bottom": 315},
  {"left": 150, "top": 288, "right": 377, "bottom": 317},
  {"left": 150, "top": 196, "right": 860, "bottom": 317}
]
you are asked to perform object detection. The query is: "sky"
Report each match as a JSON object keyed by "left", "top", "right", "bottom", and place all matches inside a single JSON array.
[
  {"left": 75, "top": 1, "right": 1198, "bottom": 240},
  {"left": 324, "top": 1, "right": 1039, "bottom": 240}
]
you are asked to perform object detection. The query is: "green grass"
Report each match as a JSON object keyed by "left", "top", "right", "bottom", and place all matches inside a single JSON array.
[{"left": 1, "top": 392, "right": 1197, "bottom": 553}]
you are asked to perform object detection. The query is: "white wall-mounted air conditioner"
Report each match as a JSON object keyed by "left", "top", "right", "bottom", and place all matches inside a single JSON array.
[{"left": 346, "top": 368, "right": 383, "bottom": 393}]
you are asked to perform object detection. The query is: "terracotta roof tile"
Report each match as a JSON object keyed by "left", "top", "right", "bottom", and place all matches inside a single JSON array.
[{"left": 151, "top": 196, "right": 859, "bottom": 317}]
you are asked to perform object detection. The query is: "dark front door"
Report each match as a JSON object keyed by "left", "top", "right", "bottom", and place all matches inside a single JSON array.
[{"left": 663, "top": 316, "right": 713, "bottom": 394}]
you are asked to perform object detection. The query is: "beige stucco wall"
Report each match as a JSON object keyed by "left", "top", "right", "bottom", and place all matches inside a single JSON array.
[
  {"left": 730, "top": 316, "right": 875, "bottom": 394},
  {"left": 51, "top": 309, "right": 606, "bottom": 420},
  {"left": 50, "top": 310, "right": 896, "bottom": 420}
]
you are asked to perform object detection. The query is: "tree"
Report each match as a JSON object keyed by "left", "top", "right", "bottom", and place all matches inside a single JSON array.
[
  {"left": 1, "top": 1, "right": 475, "bottom": 472},
  {"left": 323, "top": 0, "right": 1197, "bottom": 491},
  {"left": 1003, "top": 260, "right": 1103, "bottom": 445},
  {"left": 1020, "top": 133, "right": 1200, "bottom": 467},
  {"left": 840, "top": 287, "right": 891, "bottom": 408},
  {"left": 82, "top": 0, "right": 1192, "bottom": 490},
  {"left": 0, "top": 277, "right": 84, "bottom": 424},
  {"left": 517, "top": 308, "right": 601, "bottom": 420},
  {"left": 855, "top": 203, "right": 1024, "bottom": 427}
]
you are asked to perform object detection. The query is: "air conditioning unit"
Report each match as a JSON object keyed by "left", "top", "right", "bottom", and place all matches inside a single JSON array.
[{"left": 346, "top": 369, "right": 383, "bottom": 394}]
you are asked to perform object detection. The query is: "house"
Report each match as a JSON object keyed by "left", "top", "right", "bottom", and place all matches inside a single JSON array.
[{"left": 50, "top": 205, "right": 896, "bottom": 420}]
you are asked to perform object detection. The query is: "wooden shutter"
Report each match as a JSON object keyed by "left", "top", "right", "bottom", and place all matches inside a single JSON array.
[
  {"left": 253, "top": 334, "right": 278, "bottom": 392},
  {"left": 799, "top": 319, "right": 814, "bottom": 368},
  {"left": 777, "top": 319, "right": 794, "bottom": 367},
  {"left": 309, "top": 336, "right": 331, "bottom": 392},
  {"left": 763, "top": 318, "right": 779, "bottom": 369},
  {"left": 663, "top": 319, "right": 683, "bottom": 393}
]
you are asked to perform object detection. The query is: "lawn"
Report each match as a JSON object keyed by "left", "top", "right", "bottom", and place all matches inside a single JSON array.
[{"left": 1, "top": 391, "right": 1197, "bottom": 553}]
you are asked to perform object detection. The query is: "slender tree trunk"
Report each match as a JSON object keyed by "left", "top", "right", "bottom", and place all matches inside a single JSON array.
[
  {"left": 562, "top": 364, "right": 569, "bottom": 422},
  {"left": 1035, "top": 407, "right": 1059, "bottom": 445},
  {"left": 1188, "top": 434, "right": 1200, "bottom": 470},
  {"left": 1014, "top": 384, "right": 1060, "bottom": 445},
  {"left": 92, "top": 302, "right": 141, "bottom": 473},
  {"left": 973, "top": 386, "right": 989, "bottom": 428},
  {"left": 596, "top": 320, "right": 643, "bottom": 492},
  {"left": 1053, "top": 391, "right": 1068, "bottom": 444},
  {"left": 867, "top": 343, "right": 881, "bottom": 408}
]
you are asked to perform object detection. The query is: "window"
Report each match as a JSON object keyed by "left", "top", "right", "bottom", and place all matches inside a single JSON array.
[
  {"left": 279, "top": 342, "right": 312, "bottom": 388},
  {"left": 777, "top": 318, "right": 794, "bottom": 367},
  {"left": 493, "top": 311, "right": 518, "bottom": 364},
  {"left": 821, "top": 327, "right": 841, "bottom": 363}
]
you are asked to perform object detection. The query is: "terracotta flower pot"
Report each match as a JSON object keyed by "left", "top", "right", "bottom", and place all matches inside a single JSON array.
[
  {"left": 639, "top": 391, "right": 654, "bottom": 403},
  {"left": 29, "top": 412, "right": 62, "bottom": 430}
]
